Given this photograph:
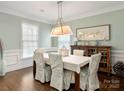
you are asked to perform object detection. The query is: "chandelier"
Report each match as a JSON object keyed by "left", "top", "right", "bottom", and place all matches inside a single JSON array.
[{"left": 50, "top": 1, "right": 73, "bottom": 37}]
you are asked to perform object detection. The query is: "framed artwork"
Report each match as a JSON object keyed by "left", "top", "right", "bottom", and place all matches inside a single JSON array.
[{"left": 76, "top": 24, "right": 110, "bottom": 41}]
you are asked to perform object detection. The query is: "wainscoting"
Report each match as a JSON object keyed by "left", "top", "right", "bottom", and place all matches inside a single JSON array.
[
  {"left": 3, "top": 49, "right": 124, "bottom": 74},
  {"left": 3, "top": 49, "right": 32, "bottom": 73}
]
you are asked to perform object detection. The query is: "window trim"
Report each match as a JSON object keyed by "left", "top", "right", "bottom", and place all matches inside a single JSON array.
[
  {"left": 58, "top": 35, "right": 71, "bottom": 49},
  {"left": 21, "top": 22, "right": 39, "bottom": 59}
]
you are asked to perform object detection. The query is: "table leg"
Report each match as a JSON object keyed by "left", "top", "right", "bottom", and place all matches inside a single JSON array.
[
  {"left": 75, "top": 72, "right": 80, "bottom": 91},
  {"left": 33, "top": 61, "right": 36, "bottom": 78}
]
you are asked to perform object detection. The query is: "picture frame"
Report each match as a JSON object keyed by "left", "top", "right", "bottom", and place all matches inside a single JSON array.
[{"left": 76, "top": 24, "right": 110, "bottom": 41}]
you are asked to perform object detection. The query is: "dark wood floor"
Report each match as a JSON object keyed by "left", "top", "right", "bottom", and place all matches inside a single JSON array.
[{"left": 0, "top": 67, "right": 124, "bottom": 91}]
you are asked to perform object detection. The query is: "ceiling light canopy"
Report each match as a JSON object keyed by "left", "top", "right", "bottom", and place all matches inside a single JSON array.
[{"left": 50, "top": 1, "right": 73, "bottom": 37}]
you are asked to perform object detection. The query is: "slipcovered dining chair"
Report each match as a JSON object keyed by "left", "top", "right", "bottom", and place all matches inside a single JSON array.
[
  {"left": 33, "top": 48, "right": 51, "bottom": 83},
  {"left": 80, "top": 53, "right": 101, "bottom": 91},
  {"left": 73, "top": 49, "right": 84, "bottom": 56},
  {"left": 49, "top": 53, "right": 72, "bottom": 91},
  {"left": 58, "top": 48, "right": 69, "bottom": 57},
  {"left": 71, "top": 49, "right": 85, "bottom": 83}
]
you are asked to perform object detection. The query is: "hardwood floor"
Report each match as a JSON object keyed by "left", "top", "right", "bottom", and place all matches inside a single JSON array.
[{"left": 0, "top": 67, "right": 123, "bottom": 91}]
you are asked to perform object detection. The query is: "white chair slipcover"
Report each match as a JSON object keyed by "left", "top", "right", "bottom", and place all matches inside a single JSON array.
[
  {"left": 45, "top": 64, "right": 52, "bottom": 82},
  {"left": 80, "top": 65, "right": 89, "bottom": 90},
  {"left": 71, "top": 49, "right": 85, "bottom": 83},
  {"left": 80, "top": 53, "right": 101, "bottom": 91},
  {"left": 0, "top": 39, "right": 6, "bottom": 76},
  {"left": 73, "top": 49, "right": 84, "bottom": 56},
  {"left": 49, "top": 53, "right": 72, "bottom": 91},
  {"left": 34, "top": 48, "right": 45, "bottom": 53},
  {"left": 58, "top": 48, "right": 69, "bottom": 57},
  {"left": 45, "top": 47, "right": 58, "bottom": 53},
  {"left": 33, "top": 48, "right": 51, "bottom": 83},
  {"left": 88, "top": 53, "right": 101, "bottom": 90}
]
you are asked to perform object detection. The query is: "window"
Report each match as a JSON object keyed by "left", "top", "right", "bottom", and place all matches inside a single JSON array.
[
  {"left": 58, "top": 35, "right": 71, "bottom": 49},
  {"left": 22, "top": 23, "right": 38, "bottom": 58}
]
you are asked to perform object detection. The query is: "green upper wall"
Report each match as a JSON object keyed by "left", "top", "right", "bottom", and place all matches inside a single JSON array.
[
  {"left": 39, "top": 23, "right": 52, "bottom": 48},
  {"left": 0, "top": 12, "right": 51, "bottom": 50},
  {"left": 67, "top": 9, "right": 124, "bottom": 51},
  {"left": 1, "top": 8, "right": 124, "bottom": 51}
]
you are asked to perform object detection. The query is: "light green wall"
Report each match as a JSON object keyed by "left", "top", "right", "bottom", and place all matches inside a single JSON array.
[
  {"left": 52, "top": 9, "right": 124, "bottom": 51},
  {"left": 0, "top": 12, "right": 51, "bottom": 50},
  {"left": 0, "top": 13, "right": 21, "bottom": 49},
  {"left": 1, "top": 8, "right": 124, "bottom": 51},
  {"left": 39, "top": 23, "right": 52, "bottom": 48}
]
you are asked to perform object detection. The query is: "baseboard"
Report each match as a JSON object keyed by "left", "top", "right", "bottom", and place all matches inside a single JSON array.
[{"left": 6, "top": 58, "right": 33, "bottom": 72}]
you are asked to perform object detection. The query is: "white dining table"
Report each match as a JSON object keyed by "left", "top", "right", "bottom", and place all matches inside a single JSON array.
[
  {"left": 44, "top": 53, "right": 90, "bottom": 73},
  {"left": 43, "top": 53, "right": 91, "bottom": 90}
]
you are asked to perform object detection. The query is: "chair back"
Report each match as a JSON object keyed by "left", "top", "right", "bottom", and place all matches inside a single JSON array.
[
  {"left": 89, "top": 53, "right": 101, "bottom": 75},
  {"left": 73, "top": 49, "right": 84, "bottom": 56},
  {"left": 33, "top": 48, "right": 45, "bottom": 65},
  {"left": 34, "top": 48, "right": 45, "bottom": 53},
  {"left": 49, "top": 53, "right": 63, "bottom": 71},
  {"left": 58, "top": 48, "right": 69, "bottom": 57},
  {"left": 49, "top": 53, "right": 63, "bottom": 90},
  {"left": 33, "top": 48, "right": 47, "bottom": 83}
]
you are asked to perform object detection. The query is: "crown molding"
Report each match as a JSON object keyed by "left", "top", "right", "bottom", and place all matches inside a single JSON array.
[
  {"left": 0, "top": 4, "right": 124, "bottom": 24},
  {"left": 0, "top": 5, "right": 49, "bottom": 24},
  {"left": 65, "top": 4, "right": 124, "bottom": 22}
]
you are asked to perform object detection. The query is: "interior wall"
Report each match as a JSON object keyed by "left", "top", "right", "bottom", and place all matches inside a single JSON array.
[
  {"left": 51, "top": 9, "right": 124, "bottom": 74},
  {"left": 52, "top": 9, "right": 124, "bottom": 51},
  {"left": 0, "top": 12, "right": 52, "bottom": 50},
  {"left": 0, "top": 12, "right": 52, "bottom": 72},
  {"left": 68, "top": 9, "right": 124, "bottom": 51}
]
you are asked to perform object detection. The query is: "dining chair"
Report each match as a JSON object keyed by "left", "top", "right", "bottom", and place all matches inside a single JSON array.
[
  {"left": 45, "top": 47, "right": 58, "bottom": 53},
  {"left": 80, "top": 53, "right": 101, "bottom": 91},
  {"left": 73, "top": 49, "right": 84, "bottom": 56},
  {"left": 58, "top": 48, "right": 69, "bottom": 57},
  {"left": 49, "top": 53, "right": 72, "bottom": 91},
  {"left": 71, "top": 49, "right": 85, "bottom": 83},
  {"left": 33, "top": 48, "right": 52, "bottom": 83}
]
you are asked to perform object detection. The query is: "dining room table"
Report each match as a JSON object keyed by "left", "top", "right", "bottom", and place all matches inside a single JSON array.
[{"left": 33, "top": 52, "right": 91, "bottom": 91}]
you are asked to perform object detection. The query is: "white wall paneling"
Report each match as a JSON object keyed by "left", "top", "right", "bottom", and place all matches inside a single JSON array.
[{"left": 3, "top": 49, "right": 33, "bottom": 72}]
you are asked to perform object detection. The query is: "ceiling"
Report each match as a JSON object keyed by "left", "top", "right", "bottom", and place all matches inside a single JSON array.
[{"left": 0, "top": 1, "right": 124, "bottom": 24}]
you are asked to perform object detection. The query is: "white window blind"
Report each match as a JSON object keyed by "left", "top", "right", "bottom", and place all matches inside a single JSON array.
[
  {"left": 58, "top": 35, "right": 70, "bottom": 49},
  {"left": 22, "top": 23, "right": 38, "bottom": 58}
]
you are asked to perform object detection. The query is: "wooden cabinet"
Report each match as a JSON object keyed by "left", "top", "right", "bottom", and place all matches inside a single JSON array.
[{"left": 71, "top": 45, "right": 111, "bottom": 73}]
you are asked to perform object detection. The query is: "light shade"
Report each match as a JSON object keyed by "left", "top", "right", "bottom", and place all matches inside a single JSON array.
[
  {"left": 50, "top": 1, "right": 73, "bottom": 37},
  {"left": 51, "top": 25, "right": 73, "bottom": 37}
]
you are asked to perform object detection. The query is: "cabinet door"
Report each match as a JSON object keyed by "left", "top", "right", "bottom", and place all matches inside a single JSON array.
[{"left": 98, "top": 47, "right": 111, "bottom": 73}]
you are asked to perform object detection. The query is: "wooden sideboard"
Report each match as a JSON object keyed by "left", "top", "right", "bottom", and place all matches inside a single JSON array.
[{"left": 71, "top": 45, "right": 112, "bottom": 73}]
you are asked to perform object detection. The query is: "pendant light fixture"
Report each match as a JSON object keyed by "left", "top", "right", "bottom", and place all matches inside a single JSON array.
[{"left": 50, "top": 1, "right": 73, "bottom": 37}]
